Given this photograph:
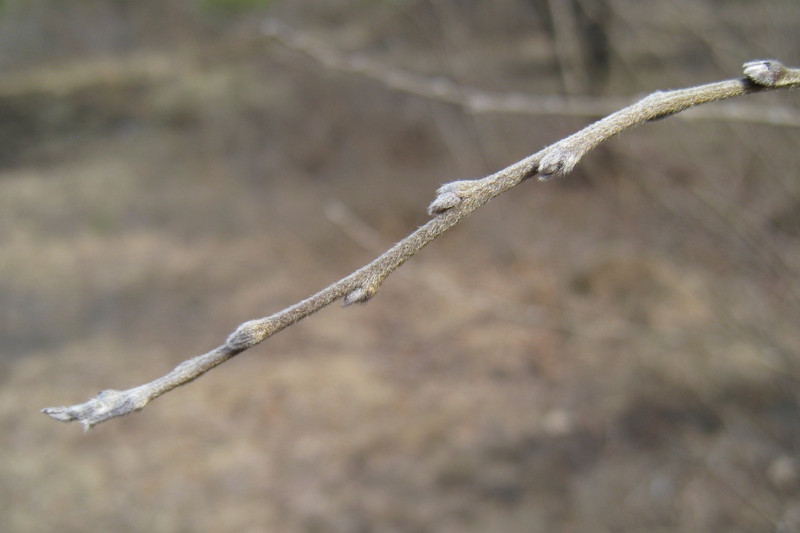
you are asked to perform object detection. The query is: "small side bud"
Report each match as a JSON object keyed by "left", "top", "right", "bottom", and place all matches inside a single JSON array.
[
  {"left": 343, "top": 285, "right": 378, "bottom": 306},
  {"left": 537, "top": 160, "right": 563, "bottom": 181},
  {"left": 428, "top": 191, "right": 461, "bottom": 215},
  {"left": 427, "top": 180, "right": 480, "bottom": 215},
  {"left": 226, "top": 320, "right": 270, "bottom": 351},
  {"left": 743, "top": 60, "right": 785, "bottom": 86},
  {"left": 537, "top": 147, "right": 580, "bottom": 181}
]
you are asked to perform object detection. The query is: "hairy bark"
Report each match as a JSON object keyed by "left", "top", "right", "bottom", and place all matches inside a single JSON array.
[{"left": 42, "top": 59, "right": 800, "bottom": 430}]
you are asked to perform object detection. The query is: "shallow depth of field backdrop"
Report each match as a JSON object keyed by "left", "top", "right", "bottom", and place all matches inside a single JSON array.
[{"left": 3, "top": 1, "right": 800, "bottom": 531}]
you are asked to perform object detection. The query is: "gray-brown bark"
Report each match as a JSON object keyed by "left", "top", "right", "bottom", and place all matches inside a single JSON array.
[{"left": 42, "top": 59, "right": 800, "bottom": 430}]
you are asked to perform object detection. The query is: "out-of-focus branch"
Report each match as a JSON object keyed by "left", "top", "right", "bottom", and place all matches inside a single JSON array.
[
  {"left": 546, "top": 0, "right": 588, "bottom": 94},
  {"left": 42, "top": 58, "right": 800, "bottom": 429},
  {"left": 261, "top": 20, "right": 800, "bottom": 128}
]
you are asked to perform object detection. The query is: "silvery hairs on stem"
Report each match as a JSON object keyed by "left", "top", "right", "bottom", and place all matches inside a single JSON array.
[{"left": 43, "top": 60, "right": 800, "bottom": 430}]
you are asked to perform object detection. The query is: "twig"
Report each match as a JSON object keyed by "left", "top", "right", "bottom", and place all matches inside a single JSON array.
[
  {"left": 546, "top": 0, "right": 588, "bottom": 94},
  {"left": 42, "top": 59, "right": 800, "bottom": 429},
  {"left": 261, "top": 20, "right": 800, "bottom": 128}
]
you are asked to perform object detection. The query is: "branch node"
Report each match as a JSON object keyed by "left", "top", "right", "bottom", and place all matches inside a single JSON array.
[
  {"left": 538, "top": 146, "right": 581, "bottom": 181},
  {"left": 743, "top": 60, "right": 787, "bottom": 87},
  {"left": 226, "top": 319, "right": 270, "bottom": 351},
  {"left": 428, "top": 180, "right": 480, "bottom": 215},
  {"left": 343, "top": 284, "right": 378, "bottom": 306}
]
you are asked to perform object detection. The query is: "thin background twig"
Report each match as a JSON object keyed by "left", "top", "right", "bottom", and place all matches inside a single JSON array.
[{"left": 262, "top": 20, "right": 800, "bottom": 128}]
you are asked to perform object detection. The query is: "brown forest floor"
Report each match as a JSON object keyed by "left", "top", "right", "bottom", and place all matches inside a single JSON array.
[{"left": 2, "top": 2, "right": 800, "bottom": 532}]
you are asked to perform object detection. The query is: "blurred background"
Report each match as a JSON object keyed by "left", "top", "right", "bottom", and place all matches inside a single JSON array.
[{"left": 2, "top": 1, "right": 800, "bottom": 531}]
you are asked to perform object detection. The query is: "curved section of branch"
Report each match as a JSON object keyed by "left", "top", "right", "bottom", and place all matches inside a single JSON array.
[{"left": 42, "top": 59, "right": 800, "bottom": 429}]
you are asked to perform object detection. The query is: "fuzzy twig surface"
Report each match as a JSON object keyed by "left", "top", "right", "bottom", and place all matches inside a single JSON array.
[{"left": 42, "top": 59, "right": 800, "bottom": 430}]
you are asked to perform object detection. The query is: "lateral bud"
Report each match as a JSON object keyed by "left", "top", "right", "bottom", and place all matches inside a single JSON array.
[
  {"left": 226, "top": 319, "right": 270, "bottom": 351},
  {"left": 343, "top": 284, "right": 378, "bottom": 306},
  {"left": 743, "top": 60, "right": 786, "bottom": 87},
  {"left": 427, "top": 180, "right": 479, "bottom": 215},
  {"left": 537, "top": 147, "right": 581, "bottom": 181}
]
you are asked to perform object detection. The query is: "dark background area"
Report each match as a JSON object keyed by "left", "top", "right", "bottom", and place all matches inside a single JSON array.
[{"left": 2, "top": 1, "right": 800, "bottom": 531}]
